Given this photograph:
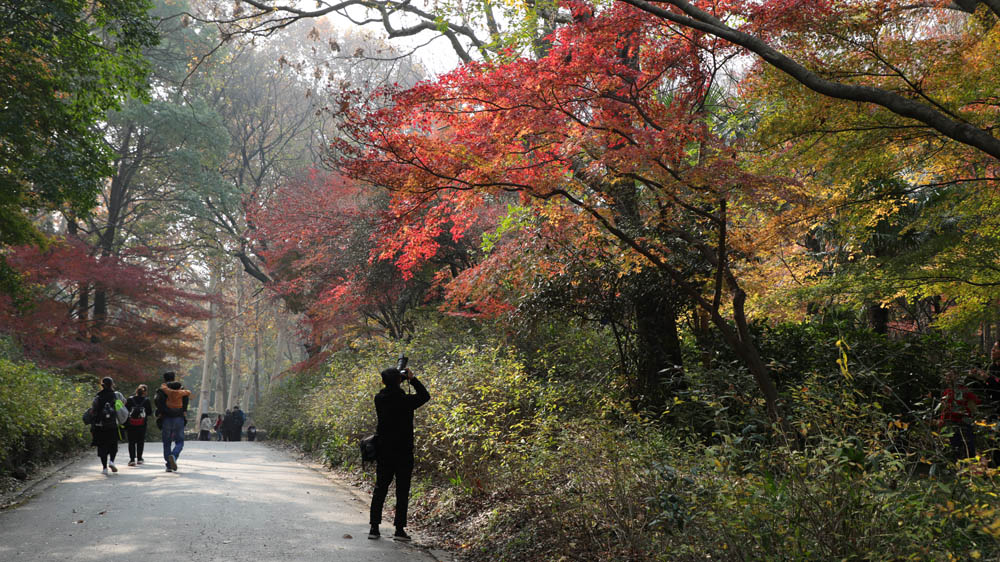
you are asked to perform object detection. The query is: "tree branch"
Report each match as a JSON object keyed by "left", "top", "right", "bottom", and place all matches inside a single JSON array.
[{"left": 619, "top": 0, "right": 1000, "bottom": 160}]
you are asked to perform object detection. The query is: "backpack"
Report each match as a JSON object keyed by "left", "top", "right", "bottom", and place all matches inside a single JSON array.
[
  {"left": 114, "top": 391, "right": 129, "bottom": 425},
  {"left": 359, "top": 434, "right": 378, "bottom": 463},
  {"left": 94, "top": 397, "right": 116, "bottom": 428},
  {"left": 127, "top": 397, "right": 146, "bottom": 426}
]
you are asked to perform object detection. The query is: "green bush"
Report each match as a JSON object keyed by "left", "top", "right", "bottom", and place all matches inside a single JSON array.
[
  {"left": 255, "top": 315, "right": 1000, "bottom": 561},
  {"left": 0, "top": 353, "right": 91, "bottom": 475}
]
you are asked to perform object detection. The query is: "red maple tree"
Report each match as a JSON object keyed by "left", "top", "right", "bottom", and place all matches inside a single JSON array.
[
  {"left": 249, "top": 169, "right": 496, "bottom": 355},
  {"left": 332, "top": 1, "right": 812, "bottom": 420},
  {"left": 0, "top": 237, "right": 211, "bottom": 379}
]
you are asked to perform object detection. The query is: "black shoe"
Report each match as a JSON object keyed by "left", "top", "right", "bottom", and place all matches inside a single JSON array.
[
  {"left": 393, "top": 528, "right": 411, "bottom": 542},
  {"left": 368, "top": 525, "right": 380, "bottom": 540}
]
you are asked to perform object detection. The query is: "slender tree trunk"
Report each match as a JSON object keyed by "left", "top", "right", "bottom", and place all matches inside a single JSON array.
[
  {"left": 195, "top": 266, "right": 220, "bottom": 425},
  {"left": 215, "top": 327, "right": 229, "bottom": 411},
  {"left": 229, "top": 335, "right": 241, "bottom": 409},
  {"left": 228, "top": 272, "right": 244, "bottom": 408},
  {"left": 272, "top": 320, "right": 286, "bottom": 382},
  {"left": 252, "top": 314, "right": 261, "bottom": 411}
]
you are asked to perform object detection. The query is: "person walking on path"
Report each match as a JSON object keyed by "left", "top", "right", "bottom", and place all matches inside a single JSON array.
[
  {"left": 221, "top": 409, "right": 232, "bottom": 441},
  {"left": 90, "top": 377, "right": 122, "bottom": 475},
  {"left": 154, "top": 371, "right": 190, "bottom": 472},
  {"left": 198, "top": 413, "right": 213, "bottom": 441},
  {"left": 214, "top": 414, "right": 224, "bottom": 441},
  {"left": 230, "top": 405, "right": 245, "bottom": 441},
  {"left": 368, "top": 365, "right": 430, "bottom": 542},
  {"left": 124, "top": 384, "right": 152, "bottom": 466}
]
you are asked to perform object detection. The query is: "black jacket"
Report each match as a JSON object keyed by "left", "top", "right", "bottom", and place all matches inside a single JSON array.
[{"left": 374, "top": 377, "right": 430, "bottom": 456}]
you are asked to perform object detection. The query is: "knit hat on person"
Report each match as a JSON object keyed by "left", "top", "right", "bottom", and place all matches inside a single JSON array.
[{"left": 381, "top": 368, "right": 402, "bottom": 386}]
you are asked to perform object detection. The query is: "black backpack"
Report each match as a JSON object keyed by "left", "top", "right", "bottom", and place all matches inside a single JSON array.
[
  {"left": 127, "top": 397, "right": 146, "bottom": 426},
  {"left": 94, "top": 397, "right": 116, "bottom": 428},
  {"left": 359, "top": 434, "right": 378, "bottom": 463}
]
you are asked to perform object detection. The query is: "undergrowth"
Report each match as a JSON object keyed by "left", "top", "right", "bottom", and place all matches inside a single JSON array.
[{"left": 256, "top": 316, "right": 1000, "bottom": 561}]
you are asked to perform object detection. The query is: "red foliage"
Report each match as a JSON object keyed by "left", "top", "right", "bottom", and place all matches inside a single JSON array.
[
  {"left": 249, "top": 168, "right": 496, "bottom": 348},
  {"left": 331, "top": 1, "right": 799, "bottom": 319},
  {"left": 0, "top": 237, "right": 211, "bottom": 379}
]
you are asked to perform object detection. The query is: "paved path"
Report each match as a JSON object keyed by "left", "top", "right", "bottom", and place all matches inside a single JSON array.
[{"left": 0, "top": 441, "right": 436, "bottom": 562}]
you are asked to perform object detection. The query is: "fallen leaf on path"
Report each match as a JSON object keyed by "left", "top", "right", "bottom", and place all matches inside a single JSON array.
[
  {"left": 75, "top": 520, "right": 84, "bottom": 524},
  {"left": 343, "top": 534, "right": 353, "bottom": 539}
]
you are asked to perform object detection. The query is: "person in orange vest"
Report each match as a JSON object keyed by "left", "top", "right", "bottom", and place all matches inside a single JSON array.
[{"left": 154, "top": 371, "right": 190, "bottom": 472}]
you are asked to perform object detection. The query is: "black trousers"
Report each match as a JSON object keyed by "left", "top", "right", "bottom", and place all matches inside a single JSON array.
[
  {"left": 370, "top": 454, "right": 414, "bottom": 528},
  {"left": 126, "top": 425, "right": 146, "bottom": 461},
  {"left": 94, "top": 427, "right": 118, "bottom": 467}
]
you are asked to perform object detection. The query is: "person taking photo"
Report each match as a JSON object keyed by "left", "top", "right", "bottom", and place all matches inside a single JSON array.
[{"left": 368, "top": 363, "right": 430, "bottom": 541}]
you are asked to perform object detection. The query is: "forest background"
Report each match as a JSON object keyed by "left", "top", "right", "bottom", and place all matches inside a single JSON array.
[{"left": 3, "top": 0, "right": 1000, "bottom": 559}]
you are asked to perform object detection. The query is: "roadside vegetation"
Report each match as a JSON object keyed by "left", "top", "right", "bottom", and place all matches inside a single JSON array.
[
  {"left": 0, "top": 338, "right": 91, "bottom": 480},
  {"left": 258, "top": 315, "right": 1000, "bottom": 561}
]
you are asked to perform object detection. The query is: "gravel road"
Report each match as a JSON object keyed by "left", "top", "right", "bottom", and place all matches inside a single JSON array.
[{"left": 0, "top": 441, "right": 438, "bottom": 562}]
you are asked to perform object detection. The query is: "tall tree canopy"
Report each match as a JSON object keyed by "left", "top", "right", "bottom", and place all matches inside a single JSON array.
[
  {"left": 332, "top": 2, "right": 814, "bottom": 417},
  {"left": 0, "top": 0, "right": 157, "bottom": 252}
]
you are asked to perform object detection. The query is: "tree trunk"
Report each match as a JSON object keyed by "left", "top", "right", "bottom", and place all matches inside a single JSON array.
[
  {"left": 215, "top": 327, "right": 229, "bottom": 411},
  {"left": 633, "top": 292, "right": 683, "bottom": 408},
  {"left": 868, "top": 302, "right": 889, "bottom": 335},
  {"left": 195, "top": 266, "right": 220, "bottom": 424},
  {"left": 252, "top": 307, "right": 261, "bottom": 411}
]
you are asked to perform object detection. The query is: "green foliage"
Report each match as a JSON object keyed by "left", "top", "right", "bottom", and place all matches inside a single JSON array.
[
  {"left": 0, "top": 341, "right": 92, "bottom": 475},
  {"left": 256, "top": 312, "right": 1000, "bottom": 560},
  {"left": 0, "top": 0, "right": 157, "bottom": 250}
]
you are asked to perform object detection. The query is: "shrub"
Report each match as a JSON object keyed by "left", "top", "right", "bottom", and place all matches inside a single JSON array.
[{"left": 0, "top": 351, "right": 91, "bottom": 476}]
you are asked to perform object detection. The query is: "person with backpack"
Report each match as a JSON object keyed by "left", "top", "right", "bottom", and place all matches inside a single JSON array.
[
  {"left": 367, "top": 364, "right": 430, "bottom": 541},
  {"left": 214, "top": 414, "right": 224, "bottom": 441},
  {"left": 124, "top": 384, "right": 153, "bottom": 466},
  {"left": 90, "top": 377, "right": 122, "bottom": 475},
  {"left": 154, "top": 371, "right": 190, "bottom": 472}
]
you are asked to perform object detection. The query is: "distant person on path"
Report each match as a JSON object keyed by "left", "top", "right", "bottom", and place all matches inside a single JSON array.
[
  {"left": 154, "top": 371, "right": 190, "bottom": 472},
  {"left": 214, "top": 414, "right": 224, "bottom": 441},
  {"left": 222, "top": 409, "right": 232, "bottom": 441},
  {"left": 90, "top": 377, "right": 122, "bottom": 475},
  {"left": 124, "top": 384, "right": 152, "bottom": 466},
  {"left": 368, "top": 364, "right": 430, "bottom": 541},
  {"left": 230, "top": 405, "right": 245, "bottom": 441},
  {"left": 199, "top": 413, "right": 212, "bottom": 441},
  {"left": 246, "top": 424, "right": 257, "bottom": 442},
  {"left": 938, "top": 370, "right": 981, "bottom": 461}
]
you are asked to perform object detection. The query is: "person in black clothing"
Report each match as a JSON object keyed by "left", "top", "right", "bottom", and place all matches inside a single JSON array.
[
  {"left": 368, "top": 365, "right": 430, "bottom": 541},
  {"left": 230, "top": 405, "right": 245, "bottom": 441},
  {"left": 90, "top": 377, "right": 121, "bottom": 475},
  {"left": 123, "top": 384, "right": 152, "bottom": 466}
]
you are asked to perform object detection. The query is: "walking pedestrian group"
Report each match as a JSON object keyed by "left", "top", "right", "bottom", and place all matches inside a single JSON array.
[
  {"left": 85, "top": 371, "right": 259, "bottom": 474},
  {"left": 83, "top": 360, "right": 436, "bottom": 545}
]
